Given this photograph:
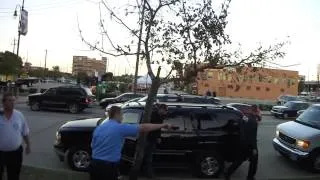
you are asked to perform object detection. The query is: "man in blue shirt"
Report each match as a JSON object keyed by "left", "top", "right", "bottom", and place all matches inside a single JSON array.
[{"left": 90, "top": 106, "right": 171, "bottom": 180}]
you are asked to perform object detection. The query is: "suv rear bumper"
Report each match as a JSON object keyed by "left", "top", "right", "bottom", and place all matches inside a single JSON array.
[
  {"left": 270, "top": 110, "right": 284, "bottom": 116},
  {"left": 273, "top": 138, "right": 309, "bottom": 161}
]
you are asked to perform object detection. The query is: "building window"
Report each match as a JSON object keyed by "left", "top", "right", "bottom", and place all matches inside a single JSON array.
[
  {"left": 280, "top": 88, "right": 285, "bottom": 93},
  {"left": 246, "top": 86, "right": 251, "bottom": 90},
  {"left": 256, "top": 86, "right": 261, "bottom": 91},
  {"left": 266, "top": 87, "right": 270, "bottom": 92},
  {"left": 207, "top": 72, "right": 213, "bottom": 79}
]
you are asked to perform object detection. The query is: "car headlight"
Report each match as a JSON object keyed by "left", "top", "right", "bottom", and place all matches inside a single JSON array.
[
  {"left": 55, "top": 131, "right": 61, "bottom": 144},
  {"left": 296, "top": 139, "right": 310, "bottom": 149},
  {"left": 276, "top": 130, "right": 279, "bottom": 137}
]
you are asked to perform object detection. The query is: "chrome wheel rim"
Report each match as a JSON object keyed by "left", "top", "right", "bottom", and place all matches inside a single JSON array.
[
  {"left": 31, "top": 103, "right": 39, "bottom": 110},
  {"left": 314, "top": 155, "right": 320, "bottom": 170},
  {"left": 200, "top": 157, "right": 219, "bottom": 176},
  {"left": 70, "top": 104, "right": 78, "bottom": 113},
  {"left": 72, "top": 150, "right": 90, "bottom": 169}
]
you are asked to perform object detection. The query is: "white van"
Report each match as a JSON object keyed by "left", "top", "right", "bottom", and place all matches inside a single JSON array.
[{"left": 273, "top": 104, "right": 320, "bottom": 172}]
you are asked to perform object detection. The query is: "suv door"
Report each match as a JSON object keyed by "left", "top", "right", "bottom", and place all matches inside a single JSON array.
[
  {"left": 155, "top": 108, "right": 192, "bottom": 167},
  {"left": 191, "top": 110, "right": 241, "bottom": 161},
  {"left": 41, "top": 88, "right": 57, "bottom": 108},
  {"left": 121, "top": 109, "right": 143, "bottom": 163}
]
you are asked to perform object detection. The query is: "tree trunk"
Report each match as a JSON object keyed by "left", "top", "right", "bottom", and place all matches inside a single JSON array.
[
  {"left": 133, "top": 0, "right": 147, "bottom": 94},
  {"left": 129, "top": 78, "right": 160, "bottom": 180}
]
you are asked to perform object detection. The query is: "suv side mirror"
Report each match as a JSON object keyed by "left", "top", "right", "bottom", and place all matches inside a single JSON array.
[{"left": 297, "top": 110, "right": 304, "bottom": 116}]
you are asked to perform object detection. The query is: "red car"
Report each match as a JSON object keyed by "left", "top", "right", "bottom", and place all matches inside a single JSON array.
[{"left": 227, "top": 103, "right": 262, "bottom": 122}]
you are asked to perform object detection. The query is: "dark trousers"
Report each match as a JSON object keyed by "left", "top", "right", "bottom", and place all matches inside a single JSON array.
[
  {"left": 225, "top": 147, "right": 258, "bottom": 179},
  {"left": 89, "top": 159, "right": 119, "bottom": 180},
  {"left": 142, "top": 141, "right": 156, "bottom": 176},
  {"left": 0, "top": 146, "right": 23, "bottom": 180}
]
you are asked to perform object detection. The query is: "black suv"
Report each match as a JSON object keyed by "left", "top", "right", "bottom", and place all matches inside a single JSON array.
[
  {"left": 53, "top": 102, "right": 243, "bottom": 178},
  {"left": 28, "top": 85, "right": 94, "bottom": 113},
  {"left": 138, "top": 94, "right": 221, "bottom": 104}
]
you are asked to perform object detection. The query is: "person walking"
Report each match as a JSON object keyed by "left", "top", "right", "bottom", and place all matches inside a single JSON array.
[
  {"left": 224, "top": 105, "right": 258, "bottom": 180},
  {"left": 90, "top": 106, "right": 172, "bottom": 180},
  {"left": 0, "top": 93, "right": 31, "bottom": 180},
  {"left": 206, "top": 89, "right": 212, "bottom": 97},
  {"left": 142, "top": 104, "right": 168, "bottom": 178}
]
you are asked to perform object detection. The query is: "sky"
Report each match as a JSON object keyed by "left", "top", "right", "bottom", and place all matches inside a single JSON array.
[{"left": 0, "top": 0, "right": 319, "bottom": 80}]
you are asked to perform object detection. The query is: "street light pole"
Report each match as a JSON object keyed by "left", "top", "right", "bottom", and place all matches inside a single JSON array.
[{"left": 16, "top": 0, "right": 25, "bottom": 57}]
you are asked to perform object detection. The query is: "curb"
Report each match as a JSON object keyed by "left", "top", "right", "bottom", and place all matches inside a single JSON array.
[{"left": 20, "top": 165, "right": 320, "bottom": 180}]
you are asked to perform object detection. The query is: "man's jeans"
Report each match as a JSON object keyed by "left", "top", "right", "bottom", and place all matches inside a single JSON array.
[{"left": 142, "top": 141, "right": 157, "bottom": 177}]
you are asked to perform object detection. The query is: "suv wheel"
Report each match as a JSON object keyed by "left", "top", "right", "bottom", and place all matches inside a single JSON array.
[
  {"left": 309, "top": 152, "right": 320, "bottom": 173},
  {"left": 67, "top": 147, "right": 91, "bottom": 171},
  {"left": 69, "top": 103, "right": 79, "bottom": 114},
  {"left": 283, "top": 113, "right": 288, "bottom": 119},
  {"left": 30, "top": 101, "right": 40, "bottom": 111},
  {"left": 195, "top": 152, "right": 223, "bottom": 178}
]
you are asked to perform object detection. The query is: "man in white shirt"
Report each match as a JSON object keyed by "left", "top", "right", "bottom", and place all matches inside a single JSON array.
[{"left": 0, "top": 93, "right": 31, "bottom": 180}]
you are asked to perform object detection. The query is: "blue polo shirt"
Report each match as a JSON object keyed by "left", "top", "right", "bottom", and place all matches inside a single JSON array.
[{"left": 91, "top": 119, "right": 139, "bottom": 162}]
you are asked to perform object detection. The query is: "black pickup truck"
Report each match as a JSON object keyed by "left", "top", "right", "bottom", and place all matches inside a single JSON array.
[{"left": 53, "top": 102, "right": 243, "bottom": 178}]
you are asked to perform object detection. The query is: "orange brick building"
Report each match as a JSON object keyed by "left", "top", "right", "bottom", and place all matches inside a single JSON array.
[{"left": 196, "top": 67, "right": 298, "bottom": 100}]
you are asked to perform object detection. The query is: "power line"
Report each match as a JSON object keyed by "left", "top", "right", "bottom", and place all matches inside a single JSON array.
[{"left": 0, "top": 0, "right": 88, "bottom": 14}]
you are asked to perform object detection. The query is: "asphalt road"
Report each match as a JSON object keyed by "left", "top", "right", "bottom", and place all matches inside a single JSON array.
[{"left": 13, "top": 103, "right": 320, "bottom": 179}]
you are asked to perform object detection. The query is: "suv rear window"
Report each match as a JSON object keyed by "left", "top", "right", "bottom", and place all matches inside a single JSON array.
[
  {"left": 192, "top": 111, "right": 240, "bottom": 131},
  {"left": 122, "top": 111, "right": 141, "bottom": 124},
  {"left": 84, "top": 87, "right": 93, "bottom": 96}
]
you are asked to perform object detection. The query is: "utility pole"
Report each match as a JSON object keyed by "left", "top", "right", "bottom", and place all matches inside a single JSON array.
[
  {"left": 44, "top": 49, "right": 47, "bottom": 78},
  {"left": 133, "top": 0, "right": 146, "bottom": 93},
  {"left": 16, "top": 0, "right": 25, "bottom": 58},
  {"left": 12, "top": 38, "right": 16, "bottom": 53}
]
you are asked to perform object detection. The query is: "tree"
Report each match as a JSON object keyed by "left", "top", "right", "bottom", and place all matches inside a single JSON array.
[
  {"left": 76, "top": 71, "right": 90, "bottom": 85},
  {"left": 0, "top": 51, "right": 23, "bottom": 80},
  {"left": 28, "top": 69, "right": 43, "bottom": 78},
  {"left": 79, "top": 0, "right": 287, "bottom": 179},
  {"left": 52, "top": 66, "right": 61, "bottom": 80},
  {"left": 298, "top": 76, "right": 305, "bottom": 93},
  {"left": 101, "top": 72, "right": 113, "bottom": 81}
]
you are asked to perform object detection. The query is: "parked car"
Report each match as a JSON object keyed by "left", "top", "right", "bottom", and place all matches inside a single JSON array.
[
  {"left": 54, "top": 102, "right": 244, "bottom": 177},
  {"left": 137, "top": 94, "right": 221, "bottom": 104},
  {"left": 270, "top": 101, "right": 310, "bottom": 119},
  {"left": 105, "top": 97, "right": 142, "bottom": 111},
  {"left": 276, "top": 95, "right": 301, "bottom": 105},
  {"left": 227, "top": 103, "right": 261, "bottom": 121},
  {"left": 28, "top": 85, "right": 94, "bottom": 113},
  {"left": 99, "top": 93, "right": 145, "bottom": 108},
  {"left": 273, "top": 104, "right": 320, "bottom": 173}
]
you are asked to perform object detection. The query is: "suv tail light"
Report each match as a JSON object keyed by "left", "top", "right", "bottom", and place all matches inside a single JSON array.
[{"left": 85, "top": 98, "right": 90, "bottom": 104}]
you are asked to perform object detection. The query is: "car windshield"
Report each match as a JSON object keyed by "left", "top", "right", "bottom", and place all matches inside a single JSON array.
[
  {"left": 283, "top": 101, "right": 296, "bottom": 108},
  {"left": 296, "top": 106, "right": 320, "bottom": 129},
  {"left": 138, "top": 96, "right": 147, "bottom": 102},
  {"left": 126, "top": 97, "right": 141, "bottom": 103},
  {"left": 285, "top": 96, "right": 298, "bottom": 101}
]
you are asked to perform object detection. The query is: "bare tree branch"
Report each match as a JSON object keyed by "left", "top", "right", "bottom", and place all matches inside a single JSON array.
[
  {"left": 101, "top": 0, "right": 144, "bottom": 42},
  {"left": 78, "top": 17, "right": 138, "bottom": 57}
]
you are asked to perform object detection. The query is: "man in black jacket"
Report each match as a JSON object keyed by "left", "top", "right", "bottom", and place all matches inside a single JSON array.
[
  {"left": 142, "top": 104, "right": 168, "bottom": 178},
  {"left": 224, "top": 108, "right": 258, "bottom": 180}
]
